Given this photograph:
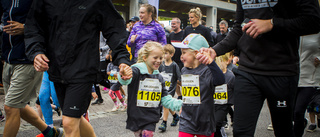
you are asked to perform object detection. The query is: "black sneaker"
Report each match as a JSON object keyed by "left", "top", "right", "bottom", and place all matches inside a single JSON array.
[
  {"left": 92, "top": 99, "right": 103, "bottom": 105},
  {"left": 158, "top": 122, "right": 167, "bottom": 132},
  {"left": 307, "top": 124, "right": 316, "bottom": 132},
  {"left": 171, "top": 115, "right": 179, "bottom": 126}
]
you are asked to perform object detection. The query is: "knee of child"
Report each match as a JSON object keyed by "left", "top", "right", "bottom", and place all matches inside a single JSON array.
[{"left": 108, "top": 90, "right": 115, "bottom": 98}]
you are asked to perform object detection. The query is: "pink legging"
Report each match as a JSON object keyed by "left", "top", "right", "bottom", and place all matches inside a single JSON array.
[
  {"left": 108, "top": 89, "right": 123, "bottom": 100},
  {"left": 179, "top": 131, "right": 214, "bottom": 137},
  {"left": 134, "top": 130, "right": 154, "bottom": 137}
]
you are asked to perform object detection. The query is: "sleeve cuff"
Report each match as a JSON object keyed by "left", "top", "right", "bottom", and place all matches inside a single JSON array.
[{"left": 117, "top": 73, "right": 132, "bottom": 85}]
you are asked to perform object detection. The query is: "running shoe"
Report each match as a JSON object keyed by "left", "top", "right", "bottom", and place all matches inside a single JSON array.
[
  {"left": 158, "top": 122, "right": 167, "bottom": 132},
  {"left": 307, "top": 124, "right": 316, "bottom": 132},
  {"left": 171, "top": 115, "right": 179, "bottom": 126},
  {"left": 53, "top": 127, "right": 64, "bottom": 137},
  {"left": 267, "top": 124, "right": 274, "bottom": 131},
  {"left": 92, "top": 99, "right": 103, "bottom": 105},
  {"left": 36, "top": 133, "right": 44, "bottom": 137},
  {"left": 121, "top": 104, "right": 127, "bottom": 111},
  {"left": 111, "top": 105, "right": 120, "bottom": 112}
]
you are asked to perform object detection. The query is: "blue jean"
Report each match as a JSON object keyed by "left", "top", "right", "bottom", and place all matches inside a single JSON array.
[{"left": 39, "top": 71, "right": 60, "bottom": 125}]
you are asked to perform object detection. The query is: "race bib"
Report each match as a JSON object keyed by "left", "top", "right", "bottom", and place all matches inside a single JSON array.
[
  {"left": 137, "top": 78, "right": 162, "bottom": 107},
  {"left": 160, "top": 72, "right": 173, "bottom": 90},
  {"left": 108, "top": 70, "right": 118, "bottom": 83},
  {"left": 181, "top": 74, "right": 201, "bottom": 104},
  {"left": 214, "top": 84, "right": 228, "bottom": 104}
]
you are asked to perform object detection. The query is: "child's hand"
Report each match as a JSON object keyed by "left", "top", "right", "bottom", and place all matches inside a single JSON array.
[
  {"left": 92, "top": 92, "right": 98, "bottom": 100},
  {"left": 196, "top": 49, "right": 214, "bottom": 65},
  {"left": 119, "top": 63, "right": 132, "bottom": 80}
]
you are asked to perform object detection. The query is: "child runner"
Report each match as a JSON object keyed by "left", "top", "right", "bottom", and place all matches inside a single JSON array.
[
  {"left": 107, "top": 51, "right": 127, "bottom": 112},
  {"left": 172, "top": 33, "right": 225, "bottom": 137},
  {"left": 158, "top": 44, "right": 181, "bottom": 132},
  {"left": 213, "top": 54, "right": 235, "bottom": 137},
  {"left": 118, "top": 41, "right": 182, "bottom": 137},
  {"left": 36, "top": 71, "right": 62, "bottom": 137}
]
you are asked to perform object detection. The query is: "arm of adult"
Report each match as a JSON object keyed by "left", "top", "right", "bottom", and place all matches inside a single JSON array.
[
  {"left": 243, "top": 0, "right": 320, "bottom": 39},
  {"left": 212, "top": 1, "right": 244, "bottom": 56},
  {"left": 196, "top": 50, "right": 225, "bottom": 86},
  {"left": 100, "top": 0, "right": 131, "bottom": 67},
  {"left": 24, "top": 0, "right": 49, "bottom": 72}
]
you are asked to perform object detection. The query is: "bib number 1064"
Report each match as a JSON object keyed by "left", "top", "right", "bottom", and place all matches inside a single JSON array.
[
  {"left": 213, "top": 92, "right": 227, "bottom": 99},
  {"left": 182, "top": 86, "right": 200, "bottom": 97}
]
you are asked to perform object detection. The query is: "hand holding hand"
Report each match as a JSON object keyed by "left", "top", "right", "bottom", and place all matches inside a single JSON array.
[
  {"left": 196, "top": 48, "right": 216, "bottom": 65},
  {"left": 119, "top": 63, "right": 132, "bottom": 80},
  {"left": 34, "top": 54, "right": 49, "bottom": 72},
  {"left": 3, "top": 21, "right": 25, "bottom": 35},
  {"left": 242, "top": 19, "right": 273, "bottom": 39}
]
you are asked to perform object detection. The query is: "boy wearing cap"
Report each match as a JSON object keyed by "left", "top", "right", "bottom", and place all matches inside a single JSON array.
[{"left": 172, "top": 34, "right": 225, "bottom": 137}]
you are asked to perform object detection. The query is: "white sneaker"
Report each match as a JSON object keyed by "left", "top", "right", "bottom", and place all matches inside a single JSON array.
[
  {"left": 121, "top": 104, "right": 127, "bottom": 111},
  {"left": 111, "top": 105, "right": 120, "bottom": 112}
]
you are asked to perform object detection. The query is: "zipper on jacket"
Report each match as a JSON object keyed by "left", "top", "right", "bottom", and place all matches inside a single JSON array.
[{"left": 7, "top": 0, "right": 15, "bottom": 63}]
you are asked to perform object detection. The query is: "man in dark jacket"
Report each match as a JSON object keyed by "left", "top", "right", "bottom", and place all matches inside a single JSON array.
[
  {"left": 24, "top": 0, "right": 132, "bottom": 136},
  {"left": 215, "top": 20, "right": 229, "bottom": 44},
  {"left": 197, "top": 0, "right": 320, "bottom": 136},
  {"left": 0, "top": 0, "right": 64, "bottom": 136}
]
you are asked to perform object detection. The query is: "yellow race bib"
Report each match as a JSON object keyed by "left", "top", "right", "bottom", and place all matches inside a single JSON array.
[
  {"left": 136, "top": 78, "right": 162, "bottom": 107},
  {"left": 214, "top": 84, "right": 228, "bottom": 104},
  {"left": 181, "top": 74, "right": 201, "bottom": 104}
]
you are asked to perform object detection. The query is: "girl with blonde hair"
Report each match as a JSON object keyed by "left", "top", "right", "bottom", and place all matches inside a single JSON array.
[{"left": 119, "top": 41, "right": 182, "bottom": 137}]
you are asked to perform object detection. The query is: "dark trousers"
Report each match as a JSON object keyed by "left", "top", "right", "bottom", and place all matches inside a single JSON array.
[
  {"left": 215, "top": 105, "right": 229, "bottom": 137},
  {"left": 233, "top": 69, "right": 298, "bottom": 137},
  {"left": 293, "top": 87, "right": 318, "bottom": 137}
]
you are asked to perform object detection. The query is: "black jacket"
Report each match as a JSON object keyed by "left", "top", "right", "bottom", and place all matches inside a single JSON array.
[
  {"left": 24, "top": 0, "right": 130, "bottom": 83},
  {"left": 213, "top": 0, "right": 320, "bottom": 76},
  {"left": 0, "top": 0, "right": 33, "bottom": 64}
]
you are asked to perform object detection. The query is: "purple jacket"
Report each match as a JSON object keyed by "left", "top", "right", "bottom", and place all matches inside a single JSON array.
[{"left": 127, "top": 20, "right": 167, "bottom": 57}]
